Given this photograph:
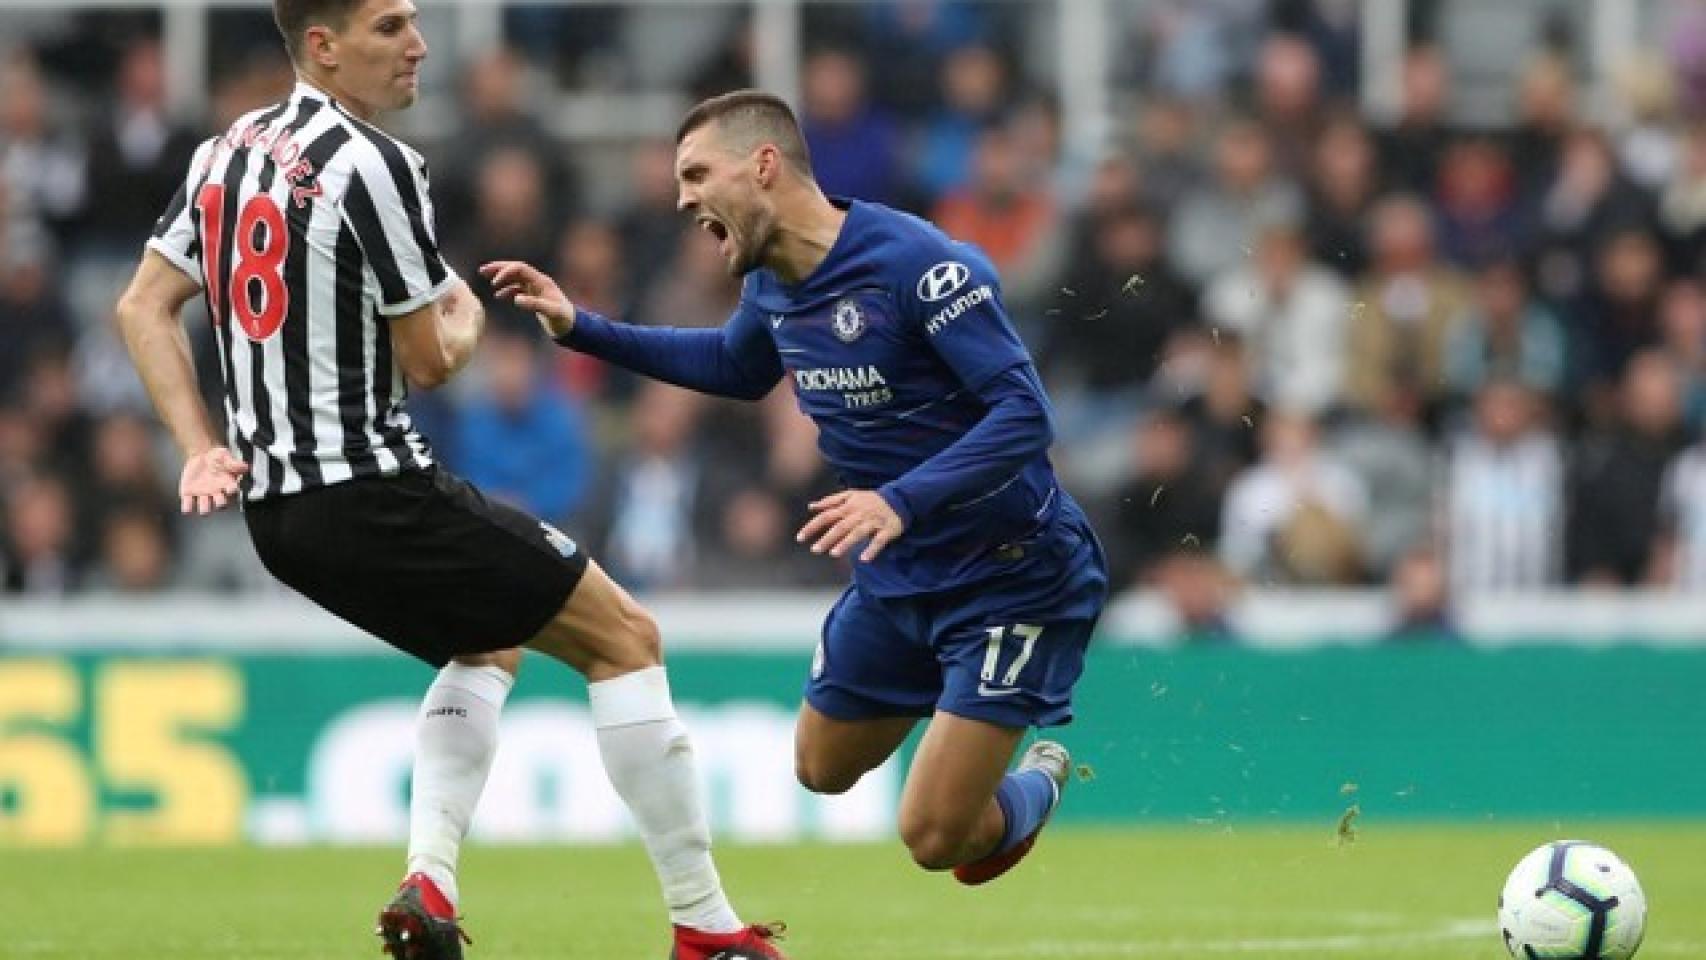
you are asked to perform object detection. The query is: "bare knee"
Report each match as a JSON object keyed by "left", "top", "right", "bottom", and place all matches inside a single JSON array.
[
  {"left": 574, "top": 600, "right": 660, "bottom": 682},
  {"left": 899, "top": 817, "right": 973, "bottom": 872},
  {"left": 614, "top": 604, "right": 661, "bottom": 665},
  {"left": 795, "top": 754, "right": 863, "bottom": 795},
  {"left": 452, "top": 647, "right": 522, "bottom": 676}
]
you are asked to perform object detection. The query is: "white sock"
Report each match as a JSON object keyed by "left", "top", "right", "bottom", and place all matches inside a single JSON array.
[
  {"left": 406, "top": 661, "right": 514, "bottom": 909},
  {"left": 590, "top": 666, "right": 742, "bottom": 934}
]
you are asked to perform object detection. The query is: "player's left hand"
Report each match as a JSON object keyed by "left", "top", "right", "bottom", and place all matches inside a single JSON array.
[{"left": 798, "top": 490, "right": 905, "bottom": 563}]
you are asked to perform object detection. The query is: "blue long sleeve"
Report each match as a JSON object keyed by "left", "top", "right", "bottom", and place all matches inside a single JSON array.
[
  {"left": 556, "top": 307, "right": 782, "bottom": 402},
  {"left": 877, "top": 366, "right": 1055, "bottom": 526}
]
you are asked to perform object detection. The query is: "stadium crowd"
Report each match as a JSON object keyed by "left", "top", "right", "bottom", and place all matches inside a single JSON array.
[{"left": 7, "top": 1, "right": 1706, "bottom": 639}]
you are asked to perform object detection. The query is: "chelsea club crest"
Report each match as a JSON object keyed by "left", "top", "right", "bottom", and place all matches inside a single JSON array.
[{"left": 832, "top": 298, "right": 865, "bottom": 343}]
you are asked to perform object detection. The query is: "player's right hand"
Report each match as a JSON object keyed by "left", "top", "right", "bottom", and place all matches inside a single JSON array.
[
  {"left": 480, "top": 260, "right": 577, "bottom": 339},
  {"left": 179, "top": 446, "right": 248, "bottom": 515}
]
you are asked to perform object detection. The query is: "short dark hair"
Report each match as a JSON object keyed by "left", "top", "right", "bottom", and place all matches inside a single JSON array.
[
  {"left": 273, "top": 0, "right": 365, "bottom": 61},
  {"left": 676, "top": 89, "right": 814, "bottom": 181}
]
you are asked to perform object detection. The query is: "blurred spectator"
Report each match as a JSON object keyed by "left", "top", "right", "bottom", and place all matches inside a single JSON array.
[
  {"left": 1253, "top": 33, "right": 1325, "bottom": 178},
  {"left": 1041, "top": 203, "right": 1195, "bottom": 418},
  {"left": 1385, "top": 545, "right": 1461, "bottom": 643},
  {"left": 1167, "top": 118, "right": 1302, "bottom": 285},
  {"left": 1568, "top": 350, "right": 1688, "bottom": 586},
  {"left": 854, "top": 1, "right": 997, "bottom": 116},
  {"left": 693, "top": 486, "right": 802, "bottom": 589},
  {"left": 16, "top": 344, "right": 92, "bottom": 479},
  {"left": 617, "top": 139, "right": 689, "bottom": 302},
  {"left": 1442, "top": 380, "right": 1563, "bottom": 594},
  {"left": 1007, "top": 94, "right": 1078, "bottom": 206},
  {"left": 436, "top": 48, "right": 570, "bottom": 237},
  {"left": 799, "top": 48, "right": 903, "bottom": 206},
  {"left": 450, "top": 145, "right": 557, "bottom": 337},
  {"left": 75, "top": 410, "right": 176, "bottom": 562},
  {"left": 1442, "top": 258, "right": 1567, "bottom": 407},
  {"left": 83, "top": 503, "right": 175, "bottom": 593},
  {"left": 1329, "top": 382, "right": 1432, "bottom": 580},
  {"left": 553, "top": 219, "right": 632, "bottom": 399},
  {"left": 80, "top": 37, "right": 198, "bottom": 251},
  {"left": 1176, "top": 333, "right": 1266, "bottom": 494},
  {"left": 1219, "top": 409, "right": 1367, "bottom": 585},
  {"left": 1376, "top": 45, "right": 1453, "bottom": 195},
  {"left": 1571, "top": 228, "right": 1667, "bottom": 417},
  {"left": 588, "top": 382, "right": 704, "bottom": 591},
  {"left": 1305, "top": 112, "right": 1379, "bottom": 277},
  {"left": 1130, "top": 97, "right": 1199, "bottom": 213},
  {"left": 1659, "top": 278, "right": 1706, "bottom": 431},
  {"left": 1655, "top": 415, "right": 1706, "bottom": 589},
  {"left": 2, "top": 471, "right": 79, "bottom": 594},
  {"left": 560, "top": 218, "right": 630, "bottom": 319},
  {"left": 451, "top": 330, "right": 593, "bottom": 527},
  {"left": 931, "top": 123, "right": 1060, "bottom": 306},
  {"left": 1507, "top": 53, "right": 1578, "bottom": 200},
  {"left": 0, "top": 207, "right": 74, "bottom": 403},
  {"left": 1659, "top": 121, "right": 1706, "bottom": 275},
  {"left": 753, "top": 386, "right": 831, "bottom": 505},
  {"left": 1156, "top": 550, "right": 1239, "bottom": 644},
  {"left": 1103, "top": 409, "right": 1221, "bottom": 591},
  {"left": 1203, "top": 215, "right": 1348, "bottom": 415},
  {"left": 1133, "top": 0, "right": 1255, "bottom": 102},
  {"left": 1533, "top": 129, "right": 1655, "bottom": 305},
  {"left": 694, "top": 388, "right": 840, "bottom": 590},
  {"left": 632, "top": 227, "right": 741, "bottom": 332},
  {"left": 0, "top": 50, "right": 86, "bottom": 249},
  {"left": 1344, "top": 194, "right": 1470, "bottom": 416},
  {"left": 72, "top": 305, "right": 153, "bottom": 417},
  {"left": 1434, "top": 136, "right": 1525, "bottom": 270},
  {"left": 1612, "top": 55, "right": 1681, "bottom": 192},
  {"left": 1078, "top": 153, "right": 1144, "bottom": 224},
  {"left": 0, "top": 408, "right": 45, "bottom": 491},
  {"left": 1271, "top": 0, "right": 1360, "bottom": 96},
  {"left": 914, "top": 44, "right": 1007, "bottom": 202}
]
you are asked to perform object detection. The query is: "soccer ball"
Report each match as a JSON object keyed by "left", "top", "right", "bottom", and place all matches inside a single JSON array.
[{"left": 1498, "top": 841, "right": 1646, "bottom": 959}]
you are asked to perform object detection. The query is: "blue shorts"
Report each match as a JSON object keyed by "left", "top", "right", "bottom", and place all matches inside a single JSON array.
[{"left": 804, "top": 512, "right": 1108, "bottom": 729}]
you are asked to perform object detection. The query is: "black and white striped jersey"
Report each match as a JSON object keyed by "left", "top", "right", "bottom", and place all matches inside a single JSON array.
[
  {"left": 148, "top": 81, "right": 453, "bottom": 500},
  {"left": 1444, "top": 432, "right": 1564, "bottom": 594}
]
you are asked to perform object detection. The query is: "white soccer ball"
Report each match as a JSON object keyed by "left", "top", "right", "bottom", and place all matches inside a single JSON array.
[{"left": 1499, "top": 841, "right": 1646, "bottom": 960}]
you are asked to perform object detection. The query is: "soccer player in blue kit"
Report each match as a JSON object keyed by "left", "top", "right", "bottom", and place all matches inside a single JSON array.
[{"left": 483, "top": 90, "right": 1108, "bottom": 886}]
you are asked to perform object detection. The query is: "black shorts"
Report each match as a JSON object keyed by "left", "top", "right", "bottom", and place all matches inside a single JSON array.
[{"left": 244, "top": 465, "right": 589, "bottom": 666}]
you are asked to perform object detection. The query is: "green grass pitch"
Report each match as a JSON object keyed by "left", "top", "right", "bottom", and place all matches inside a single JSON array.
[{"left": 7, "top": 824, "right": 1706, "bottom": 959}]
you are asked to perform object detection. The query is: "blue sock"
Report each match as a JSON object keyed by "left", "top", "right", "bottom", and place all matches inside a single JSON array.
[{"left": 992, "top": 768, "right": 1058, "bottom": 855}]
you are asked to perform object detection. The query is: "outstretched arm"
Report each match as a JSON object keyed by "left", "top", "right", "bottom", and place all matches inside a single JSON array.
[
  {"left": 482, "top": 259, "right": 782, "bottom": 401},
  {"left": 115, "top": 250, "right": 248, "bottom": 514}
]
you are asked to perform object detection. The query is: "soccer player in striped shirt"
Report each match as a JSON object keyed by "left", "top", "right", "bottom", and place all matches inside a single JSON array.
[
  {"left": 487, "top": 91, "right": 1109, "bottom": 890},
  {"left": 114, "top": 3, "right": 785, "bottom": 958}
]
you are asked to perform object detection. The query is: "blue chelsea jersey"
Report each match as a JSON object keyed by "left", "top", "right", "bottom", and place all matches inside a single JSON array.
[{"left": 728, "top": 200, "right": 1079, "bottom": 597}]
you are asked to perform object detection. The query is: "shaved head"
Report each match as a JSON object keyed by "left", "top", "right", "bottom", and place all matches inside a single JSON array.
[{"left": 676, "top": 89, "right": 814, "bottom": 182}]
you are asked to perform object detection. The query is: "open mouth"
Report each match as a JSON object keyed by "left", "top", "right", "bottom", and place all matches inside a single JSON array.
[{"left": 697, "top": 215, "right": 731, "bottom": 256}]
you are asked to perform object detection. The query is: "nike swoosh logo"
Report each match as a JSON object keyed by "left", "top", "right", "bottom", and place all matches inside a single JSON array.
[{"left": 977, "top": 683, "right": 1023, "bottom": 698}]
